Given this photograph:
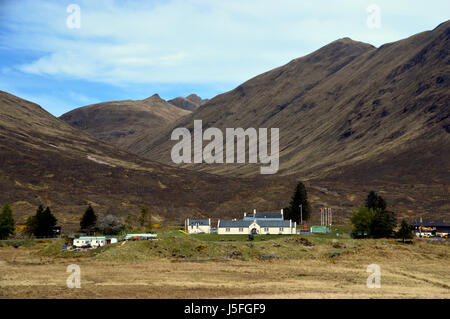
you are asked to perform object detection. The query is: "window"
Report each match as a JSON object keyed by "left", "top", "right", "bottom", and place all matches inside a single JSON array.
[
  {"left": 239, "top": 228, "right": 243, "bottom": 232},
  {"left": 279, "top": 227, "right": 284, "bottom": 232},
  {"left": 264, "top": 227, "right": 269, "bottom": 232},
  {"left": 226, "top": 228, "right": 230, "bottom": 232}
]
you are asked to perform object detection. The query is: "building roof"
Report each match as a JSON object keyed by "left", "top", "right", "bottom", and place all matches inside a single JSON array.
[
  {"left": 258, "top": 220, "right": 292, "bottom": 227},
  {"left": 412, "top": 219, "right": 450, "bottom": 227},
  {"left": 245, "top": 211, "right": 283, "bottom": 219},
  {"left": 188, "top": 219, "right": 210, "bottom": 226},
  {"left": 219, "top": 220, "right": 253, "bottom": 228}
]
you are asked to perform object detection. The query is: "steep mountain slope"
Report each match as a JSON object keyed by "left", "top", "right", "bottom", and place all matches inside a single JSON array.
[
  {"left": 0, "top": 90, "right": 299, "bottom": 230},
  {"left": 60, "top": 94, "right": 190, "bottom": 151},
  {"left": 140, "top": 21, "right": 449, "bottom": 179},
  {"left": 127, "top": 21, "right": 449, "bottom": 218}
]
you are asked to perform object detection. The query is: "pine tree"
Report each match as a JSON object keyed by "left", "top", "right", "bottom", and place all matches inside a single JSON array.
[
  {"left": 80, "top": 205, "right": 97, "bottom": 234},
  {"left": 284, "top": 181, "right": 311, "bottom": 223},
  {"left": 370, "top": 209, "right": 396, "bottom": 238},
  {"left": 0, "top": 204, "right": 15, "bottom": 240},
  {"left": 25, "top": 205, "right": 57, "bottom": 237},
  {"left": 365, "top": 191, "right": 387, "bottom": 211}
]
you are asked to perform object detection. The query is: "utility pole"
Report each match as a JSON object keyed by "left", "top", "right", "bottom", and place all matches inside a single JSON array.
[{"left": 329, "top": 207, "right": 332, "bottom": 226}]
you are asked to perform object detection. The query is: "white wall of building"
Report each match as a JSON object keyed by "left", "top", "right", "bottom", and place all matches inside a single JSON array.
[
  {"left": 217, "top": 220, "right": 296, "bottom": 235},
  {"left": 185, "top": 218, "right": 211, "bottom": 234}
]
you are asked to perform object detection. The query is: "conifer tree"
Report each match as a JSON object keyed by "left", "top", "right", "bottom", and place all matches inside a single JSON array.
[
  {"left": 25, "top": 205, "right": 57, "bottom": 237},
  {"left": 0, "top": 204, "right": 15, "bottom": 240},
  {"left": 284, "top": 181, "right": 311, "bottom": 223},
  {"left": 80, "top": 205, "right": 97, "bottom": 234}
]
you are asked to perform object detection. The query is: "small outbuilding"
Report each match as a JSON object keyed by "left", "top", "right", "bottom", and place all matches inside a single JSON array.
[
  {"left": 412, "top": 219, "right": 450, "bottom": 237},
  {"left": 185, "top": 219, "right": 211, "bottom": 234}
]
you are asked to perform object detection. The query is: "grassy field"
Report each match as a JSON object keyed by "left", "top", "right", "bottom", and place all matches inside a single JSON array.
[{"left": 0, "top": 228, "right": 449, "bottom": 298}]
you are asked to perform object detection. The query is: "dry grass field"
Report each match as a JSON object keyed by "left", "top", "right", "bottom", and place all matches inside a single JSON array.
[{"left": 0, "top": 230, "right": 449, "bottom": 299}]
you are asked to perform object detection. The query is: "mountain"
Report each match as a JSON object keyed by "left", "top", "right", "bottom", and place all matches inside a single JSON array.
[
  {"left": 0, "top": 90, "right": 298, "bottom": 231},
  {"left": 168, "top": 93, "right": 208, "bottom": 111},
  {"left": 59, "top": 94, "right": 190, "bottom": 152},
  {"left": 129, "top": 21, "right": 450, "bottom": 218},
  {"left": 56, "top": 21, "right": 449, "bottom": 220}
]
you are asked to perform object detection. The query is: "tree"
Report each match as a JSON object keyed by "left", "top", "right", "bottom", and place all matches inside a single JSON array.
[
  {"left": 80, "top": 205, "right": 97, "bottom": 234},
  {"left": 138, "top": 206, "right": 152, "bottom": 231},
  {"left": 138, "top": 206, "right": 148, "bottom": 227},
  {"left": 370, "top": 209, "right": 396, "bottom": 238},
  {"left": 365, "top": 191, "right": 387, "bottom": 211},
  {"left": 25, "top": 205, "right": 57, "bottom": 237},
  {"left": 97, "top": 214, "right": 124, "bottom": 235},
  {"left": 0, "top": 204, "right": 15, "bottom": 240},
  {"left": 350, "top": 206, "right": 396, "bottom": 238},
  {"left": 284, "top": 181, "right": 311, "bottom": 223},
  {"left": 350, "top": 206, "right": 375, "bottom": 237},
  {"left": 397, "top": 220, "right": 414, "bottom": 243}
]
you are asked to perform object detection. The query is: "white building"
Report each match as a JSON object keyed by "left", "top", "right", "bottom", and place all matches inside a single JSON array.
[
  {"left": 73, "top": 236, "right": 117, "bottom": 248},
  {"left": 185, "top": 219, "right": 211, "bottom": 234},
  {"left": 73, "top": 237, "right": 92, "bottom": 248},
  {"left": 217, "top": 219, "right": 296, "bottom": 235}
]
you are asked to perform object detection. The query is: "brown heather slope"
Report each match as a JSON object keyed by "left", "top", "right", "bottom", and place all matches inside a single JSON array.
[
  {"left": 142, "top": 22, "right": 449, "bottom": 176},
  {"left": 0, "top": 90, "right": 301, "bottom": 231},
  {"left": 59, "top": 94, "right": 190, "bottom": 152},
  {"left": 126, "top": 21, "right": 450, "bottom": 219}
]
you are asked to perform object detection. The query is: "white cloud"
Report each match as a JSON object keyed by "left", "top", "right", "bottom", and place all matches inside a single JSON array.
[{"left": 1, "top": 0, "right": 449, "bottom": 85}]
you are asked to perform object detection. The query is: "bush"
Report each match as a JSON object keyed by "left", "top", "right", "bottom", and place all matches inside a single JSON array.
[
  {"left": 0, "top": 204, "right": 15, "bottom": 240},
  {"left": 97, "top": 214, "right": 124, "bottom": 235},
  {"left": 350, "top": 206, "right": 396, "bottom": 238}
]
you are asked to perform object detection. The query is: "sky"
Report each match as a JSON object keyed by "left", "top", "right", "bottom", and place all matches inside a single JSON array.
[{"left": 0, "top": 0, "right": 448, "bottom": 116}]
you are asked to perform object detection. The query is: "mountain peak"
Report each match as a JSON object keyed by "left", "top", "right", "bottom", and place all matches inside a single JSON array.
[
  {"left": 144, "top": 93, "right": 163, "bottom": 101},
  {"left": 323, "top": 37, "right": 375, "bottom": 52},
  {"left": 168, "top": 94, "right": 208, "bottom": 111}
]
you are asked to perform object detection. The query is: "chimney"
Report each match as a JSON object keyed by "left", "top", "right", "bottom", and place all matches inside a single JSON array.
[
  {"left": 281, "top": 208, "right": 284, "bottom": 218},
  {"left": 244, "top": 212, "right": 247, "bottom": 217}
]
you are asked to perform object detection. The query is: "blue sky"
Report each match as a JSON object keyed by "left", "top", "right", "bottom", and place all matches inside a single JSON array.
[{"left": 0, "top": 0, "right": 448, "bottom": 116}]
